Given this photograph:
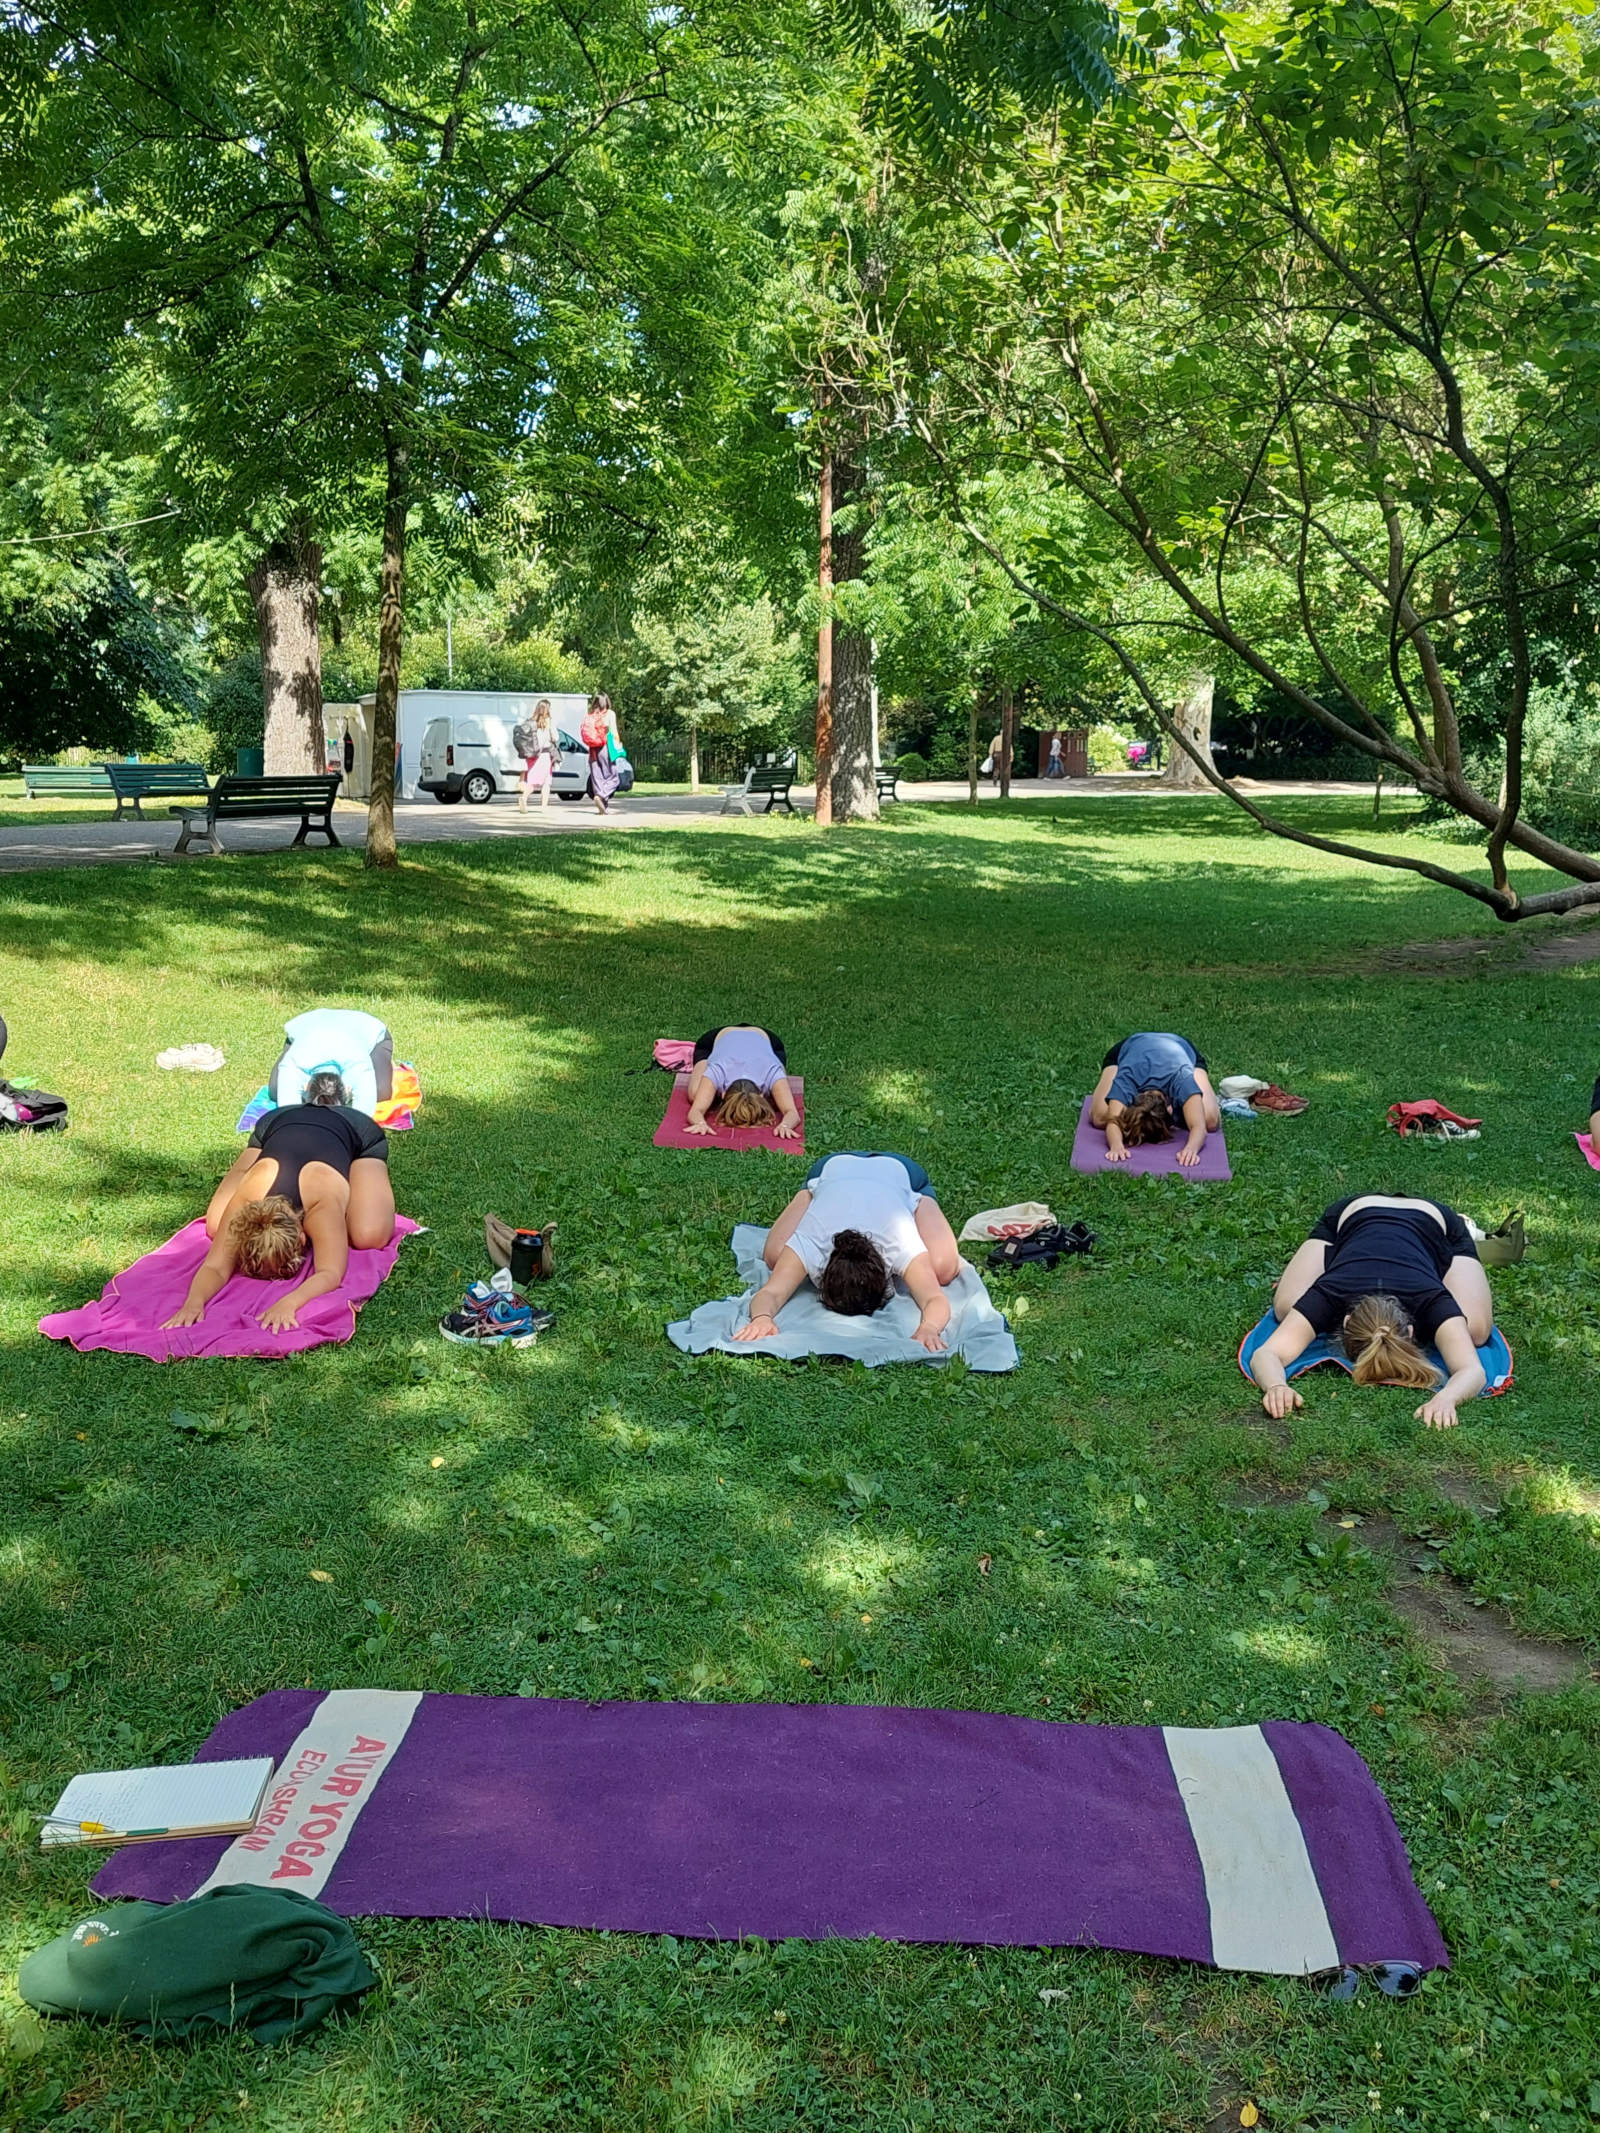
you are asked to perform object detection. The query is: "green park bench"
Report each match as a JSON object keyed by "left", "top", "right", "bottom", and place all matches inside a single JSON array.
[
  {"left": 105, "top": 761, "right": 212, "bottom": 820},
  {"left": 719, "top": 763, "right": 797, "bottom": 815},
  {"left": 170, "top": 773, "right": 343, "bottom": 856},
  {"left": 23, "top": 763, "right": 116, "bottom": 800},
  {"left": 875, "top": 766, "right": 901, "bottom": 804}
]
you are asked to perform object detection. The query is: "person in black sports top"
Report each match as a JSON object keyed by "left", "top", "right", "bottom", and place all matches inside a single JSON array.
[
  {"left": 162, "top": 1072, "right": 395, "bottom": 1334},
  {"left": 1249, "top": 1194, "right": 1494, "bottom": 1432}
]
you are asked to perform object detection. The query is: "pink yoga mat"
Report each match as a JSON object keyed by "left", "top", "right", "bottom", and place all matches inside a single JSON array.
[
  {"left": 655, "top": 1074, "right": 805, "bottom": 1154},
  {"left": 1070, "top": 1095, "right": 1231, "bottom": 1180},
  {"left": 39, "top": 1216, "right": 418, "bottom": 1361},
  {"left": 1576, "top": 1132, "right": 1600, "bottom": 1174}
]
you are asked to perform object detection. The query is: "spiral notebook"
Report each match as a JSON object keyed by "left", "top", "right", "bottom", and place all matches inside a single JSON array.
[{"left": 41, "top": 1757, "right": 275, "bottom": 1849}]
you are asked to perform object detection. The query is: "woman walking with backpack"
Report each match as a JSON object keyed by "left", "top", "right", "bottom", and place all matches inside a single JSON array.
[
  {"left": 583, "top": 693, "right": 623, "bottom": 815},
  {"left": 515, "top": 700, "right": 558, "bottom": 814}
]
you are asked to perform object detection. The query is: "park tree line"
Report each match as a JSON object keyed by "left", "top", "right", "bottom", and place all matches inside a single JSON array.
[{"left": 5, "top": 0, "right": 1600, "bottom": 909}]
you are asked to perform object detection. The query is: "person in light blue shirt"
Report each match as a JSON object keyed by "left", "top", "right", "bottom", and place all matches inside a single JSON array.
[{"left": 1089, "top": 1033, "right": 1220, "bottom": 1168}]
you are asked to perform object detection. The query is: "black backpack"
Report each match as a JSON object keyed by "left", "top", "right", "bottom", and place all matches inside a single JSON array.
[
  {"left": 0, "top": 1014, "right": 68, "bottom": 1131},
  {"left": 986, "top": 1221, "right": 1095, "bottom": 1272}
]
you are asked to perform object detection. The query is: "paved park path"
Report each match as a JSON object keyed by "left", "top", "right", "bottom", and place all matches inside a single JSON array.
[{"left": 0, "top": 775, "right": 1392, "bottom": 874}]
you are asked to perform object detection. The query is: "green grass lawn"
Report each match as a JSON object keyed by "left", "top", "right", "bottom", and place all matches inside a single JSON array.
[{"left": 1, "top": 797, "right": 1596, "bottom": 2132}]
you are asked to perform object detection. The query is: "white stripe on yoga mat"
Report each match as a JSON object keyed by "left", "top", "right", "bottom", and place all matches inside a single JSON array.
[
  {"left": 194, "top": 1689, "right": 423, "bottom": 1899},
  {"left": 1163, "top": 1725, "right": 1339, "bottom": 1975}
]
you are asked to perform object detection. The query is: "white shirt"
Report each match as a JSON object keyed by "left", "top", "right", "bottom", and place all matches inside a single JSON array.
[{"left": 789, "top": 1155, "right": 927, "bottom": 1285}]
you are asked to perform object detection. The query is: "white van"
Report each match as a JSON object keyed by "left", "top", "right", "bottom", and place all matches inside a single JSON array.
[{"left": 415, "top": 694, "right": 632, "bottom": 805}]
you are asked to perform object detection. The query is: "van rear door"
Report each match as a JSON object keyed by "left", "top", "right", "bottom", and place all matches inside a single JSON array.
[{"left": 420, "top": 719, "right": 450, "bottom": 782}]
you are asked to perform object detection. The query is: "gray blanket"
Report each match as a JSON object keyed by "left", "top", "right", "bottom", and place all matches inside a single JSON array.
[{"left": 666, "top": 1225, "right": 1020, "bottom": 1372}]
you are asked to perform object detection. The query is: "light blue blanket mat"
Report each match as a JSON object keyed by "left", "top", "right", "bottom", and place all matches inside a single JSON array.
[
  {"left": 667, "top": 1224, "right": 1020, "bottom": 1372},
  {"left": 1237, "top": 1309, "right": 1513, "bottom": 1396}
]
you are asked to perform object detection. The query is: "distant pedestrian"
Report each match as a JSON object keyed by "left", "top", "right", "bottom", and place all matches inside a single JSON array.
[
  {"left": 514, "top": 699, "right": 558, "bottom": 814},
  {"left": 582, "top": 694, "right": 622, "bottom": 814},
  {"left": 1045, "top": 732, "right": 1065, "bottom": 779}
]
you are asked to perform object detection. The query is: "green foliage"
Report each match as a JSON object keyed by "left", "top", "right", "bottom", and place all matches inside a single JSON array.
[
  {"left": 624, "top": 597, "right": 803, "bottom": 753},
  {"left": 1, "top": 804, "right": 1598, "bottom": 2126},
  {"left": 0, "top": 565, "right": 196, "bottom": 762}
]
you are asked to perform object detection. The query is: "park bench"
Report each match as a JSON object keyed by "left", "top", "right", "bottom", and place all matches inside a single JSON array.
[
  {"left": 876, "top": 766, "right": 901, "bottom": 804},
  {"left": 23, "top": 764, "right": 115, "bottom": 800},
  {"left": 719, "top": 763, "right": 797, "bottom": 816},
  {"left": 170, "top": 773, "right": 342, "bottom": 856},
  {"left": 105, "top": 761, "right": 211, "bottom": 820}
]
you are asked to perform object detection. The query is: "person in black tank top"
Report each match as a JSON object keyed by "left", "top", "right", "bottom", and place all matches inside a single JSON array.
[
  {"left": 162, "top": 1072, "right": 395, "bottom": 1335},
  {"left": 1249, "top": 1194, "right": 1494, "bottom": 1432}
]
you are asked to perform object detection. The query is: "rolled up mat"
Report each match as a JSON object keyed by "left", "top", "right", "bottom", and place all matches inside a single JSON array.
[
  {"left": 1238, "top": 1308, "right": 1513, "bottom": 1394},
  {"left": 92, "top": 1689, "right": 1448, "bottom": 1978},
  {"left": 1070, "top": 1096, "right": 1231, "bottom": 1180}
]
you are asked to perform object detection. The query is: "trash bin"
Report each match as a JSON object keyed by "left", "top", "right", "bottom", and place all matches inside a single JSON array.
[{"left": 237, "top": 747, "right": 264, "bottom": 777}]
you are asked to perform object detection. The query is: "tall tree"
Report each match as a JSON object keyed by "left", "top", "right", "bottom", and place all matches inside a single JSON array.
[
  {"left": 891, "top": 0, "right": 1600, "bottom": 920},
  {"left": 1, "top": 0, "right": 773, "bottom": 863}
]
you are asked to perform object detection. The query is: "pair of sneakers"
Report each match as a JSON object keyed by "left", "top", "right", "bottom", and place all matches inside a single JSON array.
[{"left": 439, "top": 1271, "right": 555, "bottom": 1347}]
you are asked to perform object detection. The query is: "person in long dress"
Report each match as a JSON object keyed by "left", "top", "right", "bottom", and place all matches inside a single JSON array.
[{"left": 584, "top": 693, "right": 622, "bottom": 814}]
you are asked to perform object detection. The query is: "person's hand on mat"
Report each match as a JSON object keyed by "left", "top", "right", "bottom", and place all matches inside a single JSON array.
[
  {"left": 1415, "top": 1393, "right": 1461, "bottom": 1430},
  {"left": 1261, "top": 1382, "right": 1304, "bottom": 1420},
  {"left": 684, "top": 1116, "right": 716, "bottom": 1136},
  {"left": 1105, "top": 1135, "right": 1130, "bottom": 1163},
  {"left": 161, "top": 1301, "right": 206, "bottom": 1329},
  {"left": 733, "top": 1311, "right": 779, "bottom": 1342},
  {"left": 773, "top": 1113, "right": 800, "bottom": 1140},
  {"left": 911, "top": 1316, "right": 948, "bottom": 1353},
  {"left": 259, "top": 1292, "right": 308, "bottom": 1333},
  {"left": 1176, "top": 1135, "right": 1206, "bottom": 1168}
]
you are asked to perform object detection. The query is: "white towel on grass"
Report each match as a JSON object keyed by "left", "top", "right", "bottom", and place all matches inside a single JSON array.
[{"left": 666, "top": 1224, "right": 1020, "bottom": 1372}]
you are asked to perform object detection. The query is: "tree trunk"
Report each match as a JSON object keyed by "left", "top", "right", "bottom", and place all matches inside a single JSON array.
[
  {"left": 245, "top": 532, "right": 324, "bottom": 775},
  {"left": 1163, "top": 673, "right": 1216, "bottom": 787},
  {"left": 689, "top": 720, "right": 700, "bottom": 793},
  {"left": 367, "top": 433, "right": 408, "bottom": 870},
  {"left": 814, "top": 451, "right": 834, "bottom": 827},
  {"left": 827, "top": 452, "right": 877, "bottom": 823},
  {"left": 967, "top": 694, "right": 979, "bottom": 804},
  {"left": 831, "top": 626, "right": 879, "bottom": 822},
  {"left": 998, "top": 683, "right": 1015, "bottom": 800}
]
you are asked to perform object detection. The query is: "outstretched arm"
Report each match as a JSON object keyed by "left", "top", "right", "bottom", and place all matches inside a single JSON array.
[
  {"left": 258, "top": 1200, "right": 346, "bottom": 1333},
  {"left": 734, "top": 1245, "right": 808, "bottom": 1341},
  {"left": 683, "top": 1067, "right": 717, "bottom": 1135},
  {"left": 762, "top": 1188, "right": 812, "bottom": 1268},
  {"left": 1176, "top": 1091, "right": 1210, "bottom": 1168},
  {"left": 162, "top": 1231, "right": 240, "bottom": 1328},
  {"left": 903, "top": 1252, "right": 952, "bottom": 1352},
  {"left": 1273, "top": 1239, "right": 1328, "bottom": 1320},
  {"left": 1250, "top": 1310, "right": 1313, "bottom": 1420},
  {"left": 769, "top": 1074, "right": 801, "bottom": 1139},
  {"left": 1192, "top": 1068, "right": 1222, "bottom": 1130},
  {"left": 1087, "top": 1064, "right": 1119, "bottom": 1128},
  {"left": 1416, "top": 1318, "right": 1486, "bottom": 1430}
]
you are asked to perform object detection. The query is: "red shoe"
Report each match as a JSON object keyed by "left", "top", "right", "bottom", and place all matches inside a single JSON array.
[{"left": 1251, "top": 1083, "right": 1309, "bottom": 1114}]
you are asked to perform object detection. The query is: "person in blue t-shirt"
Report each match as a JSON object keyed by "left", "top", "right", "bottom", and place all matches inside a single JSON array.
[{"left": 1089, "top": 1032, "right": 1220, "bottom": 1168}]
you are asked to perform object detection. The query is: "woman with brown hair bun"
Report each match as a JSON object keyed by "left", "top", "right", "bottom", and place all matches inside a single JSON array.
[
  {"left": 1089, "top": 1033, "right": 1220, "bottom": 1168},
  {"left": 160, "top": 1073, "right": 394, "bottom": 1336},
  {"left": 1250, "top": 1194, "right": 1494, "bottom": 1431}
]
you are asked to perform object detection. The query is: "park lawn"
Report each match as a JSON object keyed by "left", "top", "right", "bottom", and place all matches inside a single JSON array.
[
  {"left": 0, "top": 779, "right": 124, "bottom": 828},
  {"left": 0, "top": 795, "right": 1596, "bottom": 2133}
]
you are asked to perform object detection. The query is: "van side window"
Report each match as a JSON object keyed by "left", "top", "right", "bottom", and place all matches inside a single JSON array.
[{"left": 456, "top": 720, "right": 487, "bottom": 746}]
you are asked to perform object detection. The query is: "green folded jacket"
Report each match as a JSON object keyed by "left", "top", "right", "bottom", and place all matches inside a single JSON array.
[{"left": 19, "top": 1885, "right": 376, "bottom": 2044}]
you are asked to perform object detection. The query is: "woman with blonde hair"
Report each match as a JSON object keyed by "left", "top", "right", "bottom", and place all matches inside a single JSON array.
[
  {"left": 514, "top": 699, "right": 558, "bottom": 814},
  {"left": 160, "top": 1072, "right": 394, "bottom": 1335},
  {"left": 682, "top": 1024, "right": 800, "bottom": 1139},
  {"left": 1250, "top": 1194, "right": 1494, "bottom": 1431}
]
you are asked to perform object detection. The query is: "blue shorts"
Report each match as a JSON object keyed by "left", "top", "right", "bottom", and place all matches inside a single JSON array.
[{"left": 804, "top": 1150, "right": 935, "bottom": 1200}]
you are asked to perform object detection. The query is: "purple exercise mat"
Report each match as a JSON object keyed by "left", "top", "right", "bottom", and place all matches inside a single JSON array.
[
  {"left": 93, "top": 1692, "right": 1446, "bottom": 1975},
  {"left": 1070, "top": 1096, "right": 1231, "bottom": 1180}
]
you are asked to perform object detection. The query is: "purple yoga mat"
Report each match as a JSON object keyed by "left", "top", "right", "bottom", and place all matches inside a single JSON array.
[
  {"left": 93, "top": 1692, "right": 1446, "bottom": 1975},
  {"left": 1070, "top": 1096, "right": 1231, "bottom": 1180},
  {"left": 39, "top": 1217, "right": 419, "bottom": 1361}
]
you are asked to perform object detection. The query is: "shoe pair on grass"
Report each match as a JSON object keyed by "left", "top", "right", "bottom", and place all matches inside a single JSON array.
[{"left": 439, "top": 1276, "right": 556, "bottom": 1348}]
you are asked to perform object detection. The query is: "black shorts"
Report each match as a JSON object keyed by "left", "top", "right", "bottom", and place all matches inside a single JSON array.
[
  {"left": 1101, "top": 1039, "right": 1208, "bottom": 1072},
  {"left": 692, "top": 1026, "right": 787, "bottom": 1068},
  {"left": 1295, "top": 1280, "right": 1464, "bottom": 1345}
]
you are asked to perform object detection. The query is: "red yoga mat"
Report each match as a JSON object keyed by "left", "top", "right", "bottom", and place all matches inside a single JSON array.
[{"left": 654, "top": 1073, "right": 805, "bottom": 1154}]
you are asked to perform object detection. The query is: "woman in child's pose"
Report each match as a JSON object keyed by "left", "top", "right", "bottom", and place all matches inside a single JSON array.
[
  {"left": 683, "top": 1025, "right": 800, "bottom": 1139},
  {"left": 161, "top": 1073, "right": 393, "bottom": 1335},
  {"left": 1249, "top": 1193, "right": 1494, "bottom": 1431},
  {"left": 734, "top": 1151, "right": 964, "bottom": 1351},
  {"left": 1089, "top": 1032, "right": 1220, "bottom": 1168}
]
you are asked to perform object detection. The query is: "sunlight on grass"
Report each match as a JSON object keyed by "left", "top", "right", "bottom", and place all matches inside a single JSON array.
[
  {"left": 803, "top": 1530, "right": 925, "bottom": 1597},
  {"left": 666, "top": 2029, "right": 773, "bottom": 2127},
  {"left": 1228, "top": 1625, "right": 1328, "bottom": 1670}
]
